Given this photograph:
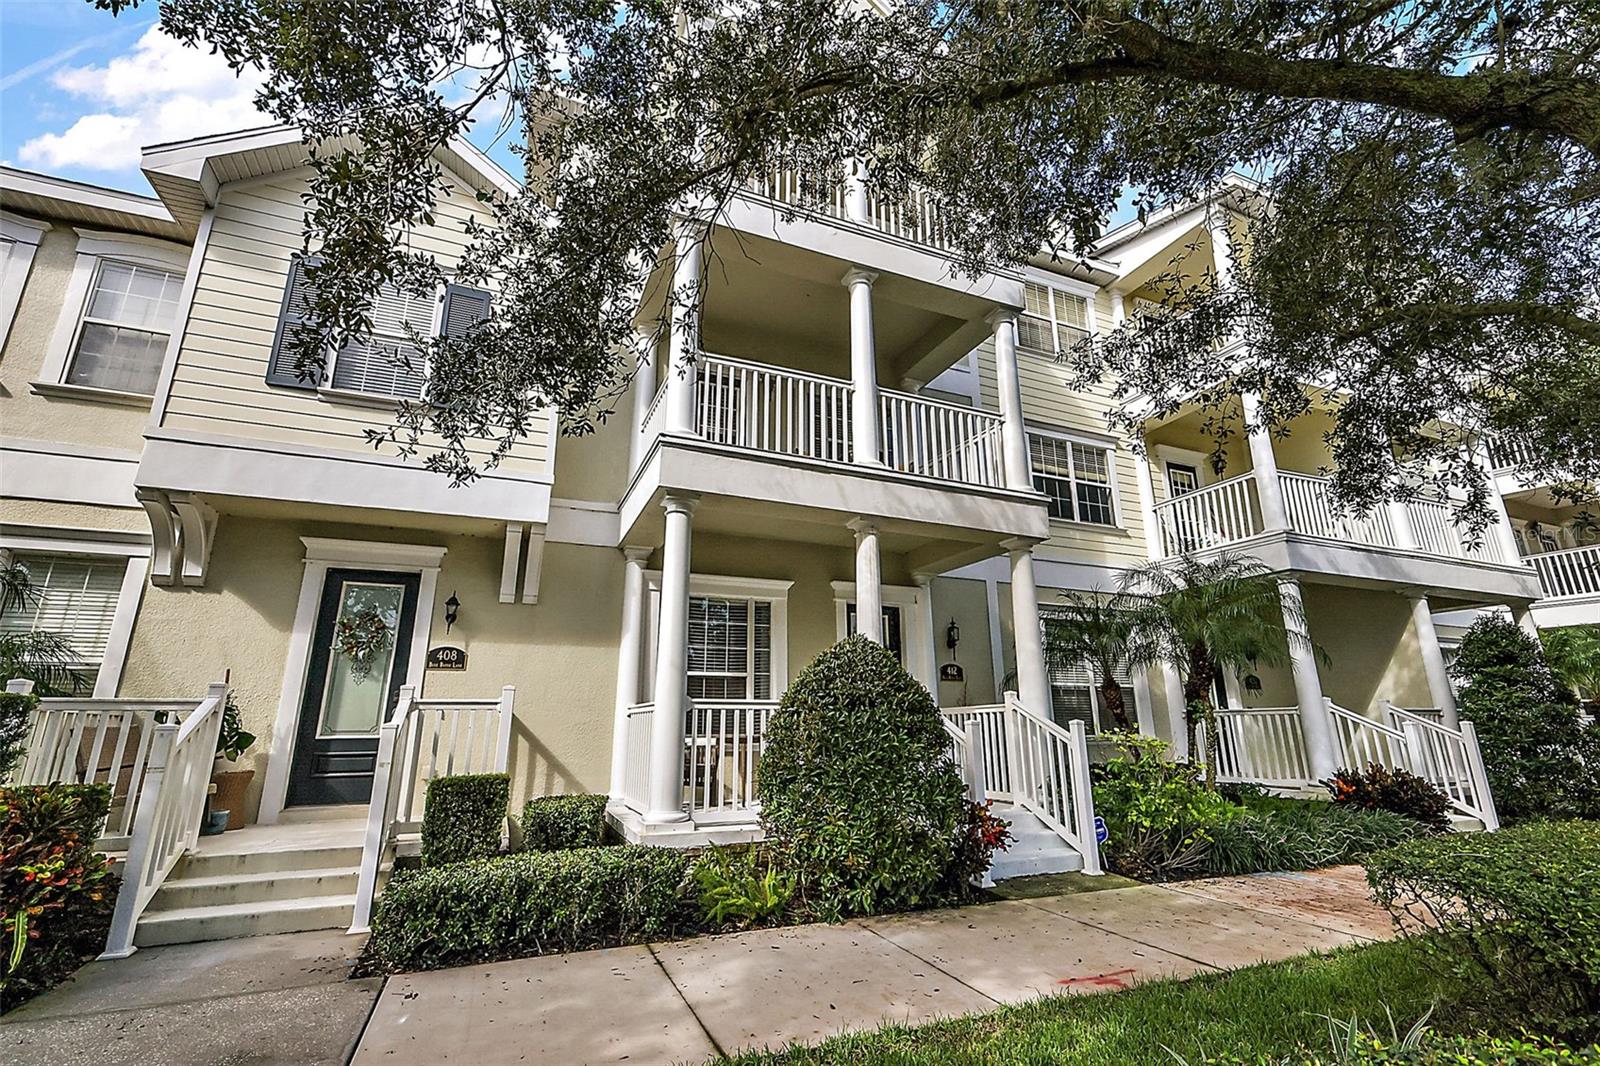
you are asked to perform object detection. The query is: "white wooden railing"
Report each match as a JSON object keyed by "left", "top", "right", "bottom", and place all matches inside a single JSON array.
[
  {"left": 1381, "top": 702, "right": 1500, "bottom": 830},
  {"left": 684, "top": 700, "right": 777, "bottom": 822},
  {"left": 747, "top": 163, "right": 957, "bottom": 253},
  {"left": 1328, "top": 700, "right": 1413, "bottom": 774},
  {"left": 102, "top": 682, "right": 230, "bottom": 958},
  {"left": 879, "top": 389, "right": 1006, "bottom": 488},
  {"left": 940, "top": 704, "right": 1013, "bottom": 800},
  {"left": 1488, "top": 437, "right": 1539, "bottom": 471},
  {"left": 695, "top": 353, "right": 853, "bottom": 463},
  {"left": 12, "top": 687, "right": 199, "bottom": 852},
  {"left": 863, "top": 184, "right": 954, "bottom": 251},
  {"left": 1006, "top": 693, "right": 1103, "bottom": 874},
  {"left": 1202, "top": 707, "right": 1312, "bottom": 786},
  {"left": 621, "top": 703, "right": 654, "bottom": 816},
  {"left": 1404, "top": 497, "right": 1508, "bottom": 563},
  {"left": 751, "top": 164, "right": 850, "bottom": 220},
  {"left": 1528, "top": 543, "right": 1600, "bottom": 600},
  {"left": 1153, "top": 472, "right": 1262, "bottom": 555},
  {"left": 941, "top": 718, "right": 988, "bottom": 803},
  {"left": 1279, "top": 473, "right": 1398, "bottom": 548},
  {"left": 350, "top": 685, "right": 515, "bottom": 933}
]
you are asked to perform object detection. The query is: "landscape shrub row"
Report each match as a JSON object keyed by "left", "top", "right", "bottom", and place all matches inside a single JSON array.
[
  {"left": 419, "top": 772, "right": 509, "bottom": 868},
  {"left": 521, "top": 793, "right": 609, "bottom": 851}
]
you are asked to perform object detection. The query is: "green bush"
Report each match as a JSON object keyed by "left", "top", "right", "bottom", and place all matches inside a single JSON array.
[
  {"left": 1092, "top": 734, "right": 1239, "bottom": 881},
  {"left": 420, "top": 773, "right": 509, "bottom": 868},
  {"left": 1328, "top": 765, "right": 1450, "bottom": 831},
  {"left": 1, "top": 784, "right": 117, "bottom": 1012},
  {"left": 1365, "top": 820, "right": 1600, "bottom": 1039},
  {"left": 1451, "top": 615, "right": 1600, "bottom": 820},
  {"left": 0, "top": 690, "right": 36, "bottom": 779},
  {"left": 757, "top": 636, "right": 971, "bottom": 920},
  {"left": 521, "top": 793, "right": 609, "bottom": 851},
  {"left": 1205, "top": 801, "right": 1424, "bottom": 877},
  {"left": 693, "top": 845, "right": 795, "bottom": 930},
  {"left": 363, "top": 845, "right": 696, "bottom": 972}
]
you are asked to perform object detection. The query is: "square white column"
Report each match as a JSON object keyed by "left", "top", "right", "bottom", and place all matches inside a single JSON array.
[{"left": 609, "top": 546, "right": 653, "bottom": 799}]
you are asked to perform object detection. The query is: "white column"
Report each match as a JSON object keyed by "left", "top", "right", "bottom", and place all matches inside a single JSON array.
[
  {"left": 843, "top": 157, "right": 870, "bottom": 223},
  {"left": 988, "top": 309, "right": 1033, "bottom": 492},
  {"left": 1132, "top": 442, "right": 1164, "bottom": 561},
  {"left": 1208, "top": 213, "right": 1237, "bottom": 286},
  {"left": 1512, "top": 605, "right": 1542, "bottom": 640},
  {"left": 1476, "top": 441, "right": 1524, "bottom": 563},
  {"left": 1221, "top": 667, "right": 1245, "bottom": 709},
  {"left": 609, "top": 546, "right": 652, "bottom": 799},
  {"left": 647, "top": 494, "right": 697, "bottom": 823},
  {"left": 842, "top": 269, "right": 882, "bottom": 467},
  {"left": 1240, "top": 390, "right": 1289, "bottom": 532},
  {"left": 1161, "top": 664, "right": 1189, "bottom": 759},
  {"left": 1003, "top": 538, "right": 1052, "bottom": 715},
  {"left": 849, "top": 518, "right": 883, "bottom": 644},
  {"left": 1130, "top": 669, "right": 1157, "bottom": 735},
  {"left": 628, "top": 331, "right": 660, "bottom": 472},
  {"left": 1407, "top": 592, "right": 1459, "bottom": 729},
  {"left": 912, "top": 572, "right": 939, "bottom": 695},
  {"left": 665, "top": 224, "right": 706, "bottom": 435},
  {"left": 1280, "top": 578, "right": 1337, "bottom": 779}
]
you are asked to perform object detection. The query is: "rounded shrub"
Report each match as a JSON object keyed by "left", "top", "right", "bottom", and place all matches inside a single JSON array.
[{"left": 756, "top": 636, "right": 968, "bottom": 920}]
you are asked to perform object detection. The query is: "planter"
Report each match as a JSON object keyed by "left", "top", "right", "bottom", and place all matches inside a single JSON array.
[{"left": 211, "top": 769, "right": 255, "bottom": 831}]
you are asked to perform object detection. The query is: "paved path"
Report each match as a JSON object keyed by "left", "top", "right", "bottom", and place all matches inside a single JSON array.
[
  {"left": 354, "top": 865, "right": 1394, "bottom": 1065},
  {"left": 2, "top": 929, "right": 380, "bottom": 1066}
]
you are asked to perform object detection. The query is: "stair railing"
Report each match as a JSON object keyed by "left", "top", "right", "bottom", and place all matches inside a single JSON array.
[
  {"left": 1003, "top": 692, "right": 1103, "bottom": 875},
  {"left": 1383, "top": 701, "right": 1500, "bottom": 831},
  {"left": 940, "top": 717, "right": 987, "bottom": 803}
]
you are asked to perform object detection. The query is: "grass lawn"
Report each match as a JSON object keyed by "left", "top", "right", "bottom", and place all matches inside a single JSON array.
[{"left": 720, "top": 940, "right": 1454, "bottom": 1065}]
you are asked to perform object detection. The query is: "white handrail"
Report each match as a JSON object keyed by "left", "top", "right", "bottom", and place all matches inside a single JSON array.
[
  {"left": 1004, "top": 692, "right": 1103, "bottom": 875},
  {"left": 1527, "top": 543, "right": 1600, "bottom": 600},
  {"left": 349, "top": 685, "right": 515, "bottom": 933},
  {"left": 1383, "top": 701, "right": 1500, "bottom": 830},
  {"left": 1278, "top": 473, "right": 1398, "bottom": 548},
  {"left": 1327, "top": 700, "right": 1413, "bottom": 773},
  {"left": 941, "top": 717, "right": 987, "bottom": 803},
  {"left": 1404, "top": 497, "right": 1508, "bottom": 563},
  {"left": 879, "top": 389, "right": 1006, "bottom": 488},
  {"left": 101, "top": 682, "right": 230, "bottom": 959},
  {"left": 1202, "top": 706, "right": 1312, "bottom": 786},
  {"left": 1152, "top": 473, "right": 1262, "bottom": 556},
  {"left": 940, "top": 704, "right": 1012, "bottom": 800},
  {"left": 684, "top": 699, "right": 777, "bottom": 822},
  {"left": 696, "top": 353, "right": 854, "bottom": 464}
]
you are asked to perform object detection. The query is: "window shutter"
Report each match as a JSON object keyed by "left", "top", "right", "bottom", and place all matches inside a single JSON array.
[
  {"left": 440, "top": 284, "right": 492, "bottom": 339},
  {"left": 265, "top": 254, "right": 326, "bottom": 390}
]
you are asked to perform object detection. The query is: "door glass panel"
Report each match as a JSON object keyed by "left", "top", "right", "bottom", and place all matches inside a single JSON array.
[
  {"left": 319, "top": 581, "right": 405, "bottom": 736},
  {"left": 1167, "top": 463, "right": 1200, "bottom": 497}
]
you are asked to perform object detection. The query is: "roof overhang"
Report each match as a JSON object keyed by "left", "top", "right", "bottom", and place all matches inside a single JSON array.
[{"left": 0, "top": 166, "right": 187, "bottom": 241}]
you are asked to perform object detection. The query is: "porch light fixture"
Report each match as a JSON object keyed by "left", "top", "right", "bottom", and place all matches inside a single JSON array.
[
  {"left": 444, "top": 592, "right": 461, "bottom": 632},
  {"left": 945, "top": 619, "right": 961, "bottom": 651},
  {"left": 1244, "top": 673, "right": 1262, "bottom": 693}
]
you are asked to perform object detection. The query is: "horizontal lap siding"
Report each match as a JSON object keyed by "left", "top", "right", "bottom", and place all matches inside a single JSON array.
[
  {"left": 160, "top": 172, "right": 550, "bottom": 476},
  {"left": 977, "top": 290, "right": 1151, "bottom": 567}
]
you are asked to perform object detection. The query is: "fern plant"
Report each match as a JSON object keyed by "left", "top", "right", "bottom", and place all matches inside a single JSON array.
[{"left": 692, "top": 846, "right": 795, "bottom": 930}]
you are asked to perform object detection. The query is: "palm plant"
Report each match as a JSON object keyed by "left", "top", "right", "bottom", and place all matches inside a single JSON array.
[
  {"left": 1541, "top": 624, "right": 1600, "bottom": 706},
  {"left": 1119, "top": 552, "right": 1313, "bottom": 789},
  {"left": 0, "top": 561, "right": 86, "bottom": 696},
  {"left": 1041, "top": 589, "right": 1152, "bottom": 734}
]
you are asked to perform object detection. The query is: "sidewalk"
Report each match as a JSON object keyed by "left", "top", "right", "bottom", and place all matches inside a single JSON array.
[{"left": 353, "top": 865, "right": 1394, "bottom": 1065}]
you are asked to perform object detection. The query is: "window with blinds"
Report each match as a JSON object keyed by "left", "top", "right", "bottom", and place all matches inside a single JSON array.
[
  {"left": 1019, "top": 283, "right": 1090, "bottom": 355},
  {"left": 0, "top": 553, "right": 125, "bottom": 668},
  {"left": 1028, "top": 433, "right": 1118, "bottom": 525},
  {"left": 687, "top": 595, "right": 774, "bottom": 700},
  {"left": 330, "top": 283, "right": 437, "bottom": 400},
  {"left": 66, "top": 260, "right": 184, "bottom": 395}
]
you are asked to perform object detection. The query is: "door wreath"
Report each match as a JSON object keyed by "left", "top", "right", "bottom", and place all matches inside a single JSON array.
[{"left": 333, "top": 606, "right": 394, "bottom": 683}]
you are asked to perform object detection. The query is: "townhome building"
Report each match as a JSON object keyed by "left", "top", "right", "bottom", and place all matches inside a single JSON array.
[{"left": 0, "top": 126, "right": 1584, "bottom": 952}]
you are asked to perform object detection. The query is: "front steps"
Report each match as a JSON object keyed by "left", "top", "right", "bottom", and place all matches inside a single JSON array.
[
  {"left": 133, "top": 816, "right": 365, "bottom": 949},
  {"left": 988, "top": 803, "right": 1086, "bottom": 881}
]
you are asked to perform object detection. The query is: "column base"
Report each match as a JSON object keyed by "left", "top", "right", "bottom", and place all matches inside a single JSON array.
[{"left": 644, "top": 808, "right": 690, "bottom": 826}]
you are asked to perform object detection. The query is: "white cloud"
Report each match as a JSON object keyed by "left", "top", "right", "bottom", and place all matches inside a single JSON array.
[{"left": 17, "top": 26, "right": 270, "bottom": 172}]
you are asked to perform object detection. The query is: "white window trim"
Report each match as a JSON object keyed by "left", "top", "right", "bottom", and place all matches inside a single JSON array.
[
  {"left": 257, "top": 537, "right": 445, "bottom": 825},
  {"left": 318, "top": 281, "right": 448, "bottom": 405},
  {"left": 1017, "top": 276, "right": 1096, "bottom": 358},
  {"left": 0, "top": 533, "right": 150, "bottom": 698},
  {"left": 1154, "top": 444, "right": 1213, "bottom": 501},
  {"left": 643, "top": 573, "right": 792, "bottom": 702},
  {"left": 37, "top": 228, "right": 190, "bottom": 406},
  {"left": 829, "top": 580, "right": 936, "bottom": 695},
  {"left": 0, "top": 212, "right": 51, "bottom": 355},
  {"left": 1026, "top": 425, "right": 1125, "bottom": 529}
]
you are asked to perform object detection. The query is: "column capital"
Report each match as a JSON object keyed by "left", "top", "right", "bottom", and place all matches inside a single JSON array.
[
  {"left": 841, "top": 267, "right": 879, "bottom": 289},
  {"left": 1000, "top": 536, "right": 1042, "bottom": 555},
  {"left": 660, "top": 493, "right": 699, "bottom": 517},
  {"left": 911, "top": 571, "right": 935, "bottom": 589},
  {"left": 985, "top": 307, "right": 1019, "bottom": 328},
  {"left": 622, "top": 545, "right": 654, "bottom": 563},
  {"left": 847, "top": 517, "right": 879, "bottom": 537}
]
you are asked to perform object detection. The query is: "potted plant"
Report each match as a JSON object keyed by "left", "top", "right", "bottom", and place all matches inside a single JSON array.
[{"left": 211, "top": 693, "right": 258, "bottom": 830}]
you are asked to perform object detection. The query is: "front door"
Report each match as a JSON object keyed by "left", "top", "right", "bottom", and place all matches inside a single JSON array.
[
  {"left": 287, "top": 568, "right": 421, "bottom": 807},
  {"left": 846, "top": 603, "right": 905, "bottom": 664}
]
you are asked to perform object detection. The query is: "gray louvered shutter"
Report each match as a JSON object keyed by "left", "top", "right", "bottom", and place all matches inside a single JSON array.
[
  {"left": 440, "top": 284, "right": 492, "bottom": 338},
  {"left": 265, "top": 254, "right": 326, "bottom": 389}
]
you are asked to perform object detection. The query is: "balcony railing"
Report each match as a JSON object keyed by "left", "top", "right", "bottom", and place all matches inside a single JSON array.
[
  {"left": 677, "top": 352, "right": 1009, "bottom": 490},
  {"left": 1527, "top": 543, "right": 1600, "bottom": 600},
  {"left": 1279, "top": 472, "right": 1396, "bottom": 547},
  {"left": 746, "top": 164, "right": 958, "bottom": 254},
  {"left": 1152, "top": 472, "right": 1263, "bottom": 556},
  {"left": 618, "top": 698, "right": 776, "bottom": 823}
]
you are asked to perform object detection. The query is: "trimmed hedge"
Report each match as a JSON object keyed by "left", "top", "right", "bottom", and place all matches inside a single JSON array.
[
  {"left": 420, "top": 773, "right": 509, "bottom": 868},
  {"left": 521, "top": 793, "right": 609, "bottom": 852},
  {"left": 1365, "top": 820, "right": 1600, "bottom": 1038},
  {"left": 1, "top": 784, "right": 117, "bottom": 1012},
  {"left": 362, "top": 845, "right": 696, "bottom": 972}
]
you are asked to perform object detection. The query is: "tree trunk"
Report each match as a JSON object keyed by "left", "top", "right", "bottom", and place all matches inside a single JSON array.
[
  {"left": 1098, "top": 673, "right": 1134, "bottom": 732},
  {"left": 1184, "top": 642, "right": 1220, "bottom": 790}
]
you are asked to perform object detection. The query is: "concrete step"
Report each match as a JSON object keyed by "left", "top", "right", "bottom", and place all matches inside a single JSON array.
[
  {"left": 1448, "top": 812, "right": 1487, "bottom": 833},
  {"left": 987, "top": 804, "right": 1087, "bottom": 881},
  {"left": 278, "top": 804, "right": 367, "bottom": 824},
  {"left": 179, "top": 843, "right": 364, "bottom": 879},
  {"left": 133, "top": 894, "right": 357, "bottom": 948},
  {"left": 146, "top": 867, "right": 359, "bottom": 912}
]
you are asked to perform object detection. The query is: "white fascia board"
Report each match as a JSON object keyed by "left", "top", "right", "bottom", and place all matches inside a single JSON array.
[
  {"left": 0, "top": 438, "right": 141, "bottom": 509},
  {"left": 547, "top": 497, "right": 621, "bottom": 547},
  {"left": 0, "top": 166, "right": 177, "bottom": 230},
  {"left": 137, "top": 432, "right": 552, "bottom": 525}
]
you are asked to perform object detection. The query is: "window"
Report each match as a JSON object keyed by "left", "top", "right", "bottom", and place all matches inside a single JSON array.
[
  {"left": 64, "top": 260, "right": 183, "bottom": 395},
  {"left": 0, "top": 553, "right": 125, "bottom": 671},
  {"left": 687, "top": 595, "right": 774, "bottom": 700},
  {"left": 1029, "top": 433, "right": 1118, "bottom": 525},
  {"left": 1019, "top": 282, "right": 1090, "bottom": 355},
  {"left": 1166, "top": 463, "right": 1201, "bottom": 497}
]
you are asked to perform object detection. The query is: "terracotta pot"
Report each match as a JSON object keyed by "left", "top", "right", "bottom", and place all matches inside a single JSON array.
[{"left": 211, "top": 769, "right": 254, "bottom": 831}]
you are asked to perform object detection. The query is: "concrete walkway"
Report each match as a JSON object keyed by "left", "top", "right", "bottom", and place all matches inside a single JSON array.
[
  {"left": 2, "top": 929, "right": 380, "bottom": 1066},
  {"left": 354, "top": 865, "right": 1394, "bottom": 1065}
]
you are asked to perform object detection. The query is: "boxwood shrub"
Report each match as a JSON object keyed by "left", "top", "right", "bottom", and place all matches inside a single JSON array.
[
  {"left": 1365, "top": 820, "right": 1600, "bottom": 1038},
  {"left": 521, "top": 793, "right": 609, "bottom": 851},
  {"left": 363, "top": 844, "right": 696, "bottom": 972},
  {"left": 420, "top": 772, "right": 509, "bottom": 868}
]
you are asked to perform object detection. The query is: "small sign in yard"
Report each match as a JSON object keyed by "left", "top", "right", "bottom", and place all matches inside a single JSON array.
[
  {"left": 1094, "top": 815, "right": 1108, "bottom": 844},
  {"left": 426, "top": 646, "right": 467, "bottom": 670}
]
